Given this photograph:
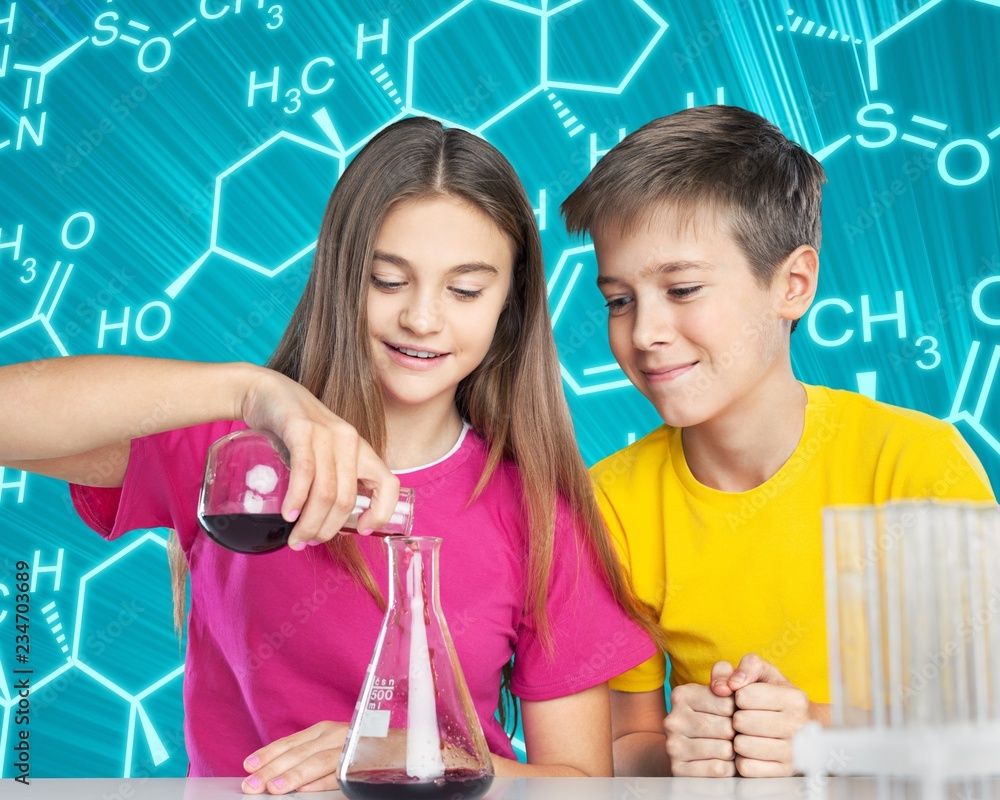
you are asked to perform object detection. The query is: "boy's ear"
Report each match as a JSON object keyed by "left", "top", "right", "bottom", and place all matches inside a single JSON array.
[{"left": 775, "top": 245, "right": 819, "bottom": 322}]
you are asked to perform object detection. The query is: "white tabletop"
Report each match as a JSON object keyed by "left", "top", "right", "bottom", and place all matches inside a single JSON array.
[{"left": 9, "top": 777, "right": 1000, "bottom": 799}]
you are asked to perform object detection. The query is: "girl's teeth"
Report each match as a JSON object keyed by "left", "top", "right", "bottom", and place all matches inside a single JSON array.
[{"left": 398, "top": 347, "right": 437, "bottom": 358}]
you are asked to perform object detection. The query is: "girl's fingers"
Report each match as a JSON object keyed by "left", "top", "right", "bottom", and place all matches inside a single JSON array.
[
  {"left": 267, "top": 408, "right": 401, "bottom": 545},
  {"left": 297, "top": 774, "right": 342, "bottom": 792},
  {"left": 244, "top": 744, "right": 336, "bottom": 795},
  {"left": 291, "top": 428, "right": 361, "bottom": 545},
  {"left": 287, "top": 439, "right": 339, "bottom": 548},
  {"left": 280, "top": 424, "right": 316, "bottom": 529},
  {"left": 326, "top": 430, "right": 360, "bottom": 538},
  {"left": 281, "top": 453, "right": 311, "bottom": 532},
  {"left": 356, "top": 446, "right": 403, "bottom": 534},
  {"left": 243, "top": 722, "right": 326, "bottom": 772},
  {"left": 242, "top": 722, "right": 347, "bottom": 794}
]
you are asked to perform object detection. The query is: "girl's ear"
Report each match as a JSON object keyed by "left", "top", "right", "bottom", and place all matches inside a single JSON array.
[{"left": 776, "top": 245, "right": 819, "bottom": 324}]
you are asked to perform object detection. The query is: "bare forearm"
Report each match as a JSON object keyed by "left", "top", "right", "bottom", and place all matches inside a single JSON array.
[
  {"left": 0, "top": 356, "right": 260, "bottom": 459},
  {"left": 491, "top": 755, "right": 600, "bottom": 777},
  {"left": 612, "top": 732, "right": 672, "bottom": 777}
]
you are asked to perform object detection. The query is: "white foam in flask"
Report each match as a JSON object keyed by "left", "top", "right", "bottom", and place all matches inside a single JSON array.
[{"left": 405, "top": 551, "right": 445, "bottom": 780}]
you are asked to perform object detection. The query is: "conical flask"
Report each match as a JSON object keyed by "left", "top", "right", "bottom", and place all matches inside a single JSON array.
[{"left": 339, "top": 537, "right": 494, "bottom": 800}]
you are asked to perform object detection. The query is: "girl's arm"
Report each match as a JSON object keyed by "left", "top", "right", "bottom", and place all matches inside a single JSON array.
[
  {"left": 609, "top": 687, "right": 673, "bottom": 776},
  {"left": 0, "top": 356, "right": 247, "bottom": 476},
  {"left": 492, "top": 683, "right": 613, "bottom": 777},
  {"left": 0, "top": 355, "right": 400, "bottom": 544}
]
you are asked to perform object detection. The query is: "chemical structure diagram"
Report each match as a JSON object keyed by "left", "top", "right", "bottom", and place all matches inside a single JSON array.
[
  {"left": 0, "top": 0, "right": 676, "bottom": 775},
  {"left": 548, "top": 0, "right": 1000, "bottom": 463},
  {"left": 787, "top": 1, "right": 1000, "bottom": 182},
  {"left": 1, "top": 0, "right": 668, "bottom": 318},
  {"left": 0, "top": 0, "right": 287, "bottom": 362},
  {"left": 0, "top": 534, "right": 183, "bottom": 777},
  {"left": 3, "top": 0, "right": 1000, "bottom": 775},
  {"left": 1, "top": 1, "right": 284, "bottom": 154}
]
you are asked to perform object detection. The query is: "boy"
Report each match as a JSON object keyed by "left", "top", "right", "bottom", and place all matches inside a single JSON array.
[{"left": 561, "top": 106, "right": 994, "bottom": 778}]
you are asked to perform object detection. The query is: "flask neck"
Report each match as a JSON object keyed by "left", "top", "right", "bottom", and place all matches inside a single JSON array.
[{"left": 386, "top": 537, "right": 442, "bottom": 613}]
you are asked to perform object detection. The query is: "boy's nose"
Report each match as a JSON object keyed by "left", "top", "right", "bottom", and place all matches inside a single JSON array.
[{"left": 631, "top": 303, "right": 674, "bottom": 350}]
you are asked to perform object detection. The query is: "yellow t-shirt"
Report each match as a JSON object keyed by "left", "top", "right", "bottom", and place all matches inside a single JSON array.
[{"left": 592, "top": 383, "right": 995, "bottom": 702}]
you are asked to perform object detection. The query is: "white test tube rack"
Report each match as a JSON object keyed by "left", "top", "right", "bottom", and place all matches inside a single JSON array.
[{"left": 794, "top": 501, "right": 1000, "bottom": 790}]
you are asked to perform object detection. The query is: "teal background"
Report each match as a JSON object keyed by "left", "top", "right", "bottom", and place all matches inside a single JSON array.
[{"left": 1, "top": 0, "right": 999, "bottom": 778}]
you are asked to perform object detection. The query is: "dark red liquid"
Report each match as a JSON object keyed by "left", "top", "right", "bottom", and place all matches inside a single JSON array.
[
  {"left": 340, "top": 769, "right": 493, "bottom": 800},
  {"left": 199, "top": 513, "right": 292, "bottom": 554}
]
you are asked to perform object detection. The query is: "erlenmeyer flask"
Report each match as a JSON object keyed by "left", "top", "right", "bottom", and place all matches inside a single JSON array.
[
  {"left": 339, "top": 537, "right": 494, "bottom": 800},
  {"left": 198, "top": 429, "right": 413, "bottom": 554}
]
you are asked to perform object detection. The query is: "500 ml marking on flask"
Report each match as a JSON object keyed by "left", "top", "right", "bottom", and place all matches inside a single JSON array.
[
  {"left": 359, "top": 678, "right": 393, "bottom": 737},
  {"left": 368, "top": 677, "right": 395, "bottom": 708}
]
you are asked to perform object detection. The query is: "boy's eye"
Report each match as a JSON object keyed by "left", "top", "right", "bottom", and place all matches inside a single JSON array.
[
  {"left": 451, "top": 286, "right": 484, "bottom": 300},
  {"left": 604, "top": 296, "right": 633, "bottom": 316},
  {"left": 371, "top": 275, "right": 405, "bottom": 291},
  {"left": 668, "top": 285, "right": 702, "bottom": 298}
]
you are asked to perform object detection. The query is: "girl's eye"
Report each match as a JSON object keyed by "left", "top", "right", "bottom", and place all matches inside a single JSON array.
[
  {"left": 669, "top": 285, "right": 702, "bottom": 298},
  {"left": 371, "top": 276, "right": 405, "bottom": 291},
  {"left": 604, "top": 296, "right": 632, "bottom": 315},
  {"left": 451, "top": 287, "right": 484, "bottom": 300}
]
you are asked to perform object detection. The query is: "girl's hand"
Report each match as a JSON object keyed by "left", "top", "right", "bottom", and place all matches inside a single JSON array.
[
  {"left": 241, "top": 721, "right": 348, "bottom": 794},
  {"left": 240, "top": 367, "right": 400, "bottom": 548}
]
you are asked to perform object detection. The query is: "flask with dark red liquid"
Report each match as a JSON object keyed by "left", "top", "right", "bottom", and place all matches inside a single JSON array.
[
  {"left": 338, "top": 537, "right": 494, "bottom": 800},
  {"left": 198, "top": 429, "right": 413, "bottom": 554}
]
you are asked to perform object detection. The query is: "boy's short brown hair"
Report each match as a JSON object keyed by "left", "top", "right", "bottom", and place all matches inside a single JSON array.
[{"left": 561, "top": 105, "right": 826, "bottom": 288}]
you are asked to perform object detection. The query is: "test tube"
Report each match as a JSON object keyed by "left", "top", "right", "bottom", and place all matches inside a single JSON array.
[
  {"left": 882, "top": 503, "right": 903, "bottom": 728},
  {"left": 864, "top": 505, "right": 886, "bottom": 729},
  {"left": 982, "top": 508, "right": 1000, "bottom": 720},
  {"left": 966, "top": 505, "right": 988, "bottom": 725},
  {"left": 823, "top": 506, "right": 845, "bottom": 728},
  {"left": 830, "top": 507, "right": 873, "bottom": 725}
]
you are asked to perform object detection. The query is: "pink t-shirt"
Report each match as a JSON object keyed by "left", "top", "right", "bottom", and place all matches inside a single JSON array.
[{"left": 71, "top": 421, "right": 656, "bottom": 776}]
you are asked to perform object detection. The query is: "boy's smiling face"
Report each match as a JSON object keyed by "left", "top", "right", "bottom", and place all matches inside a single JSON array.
[{"left": 594, "top": 203, "right": 809, "bottom": 431}]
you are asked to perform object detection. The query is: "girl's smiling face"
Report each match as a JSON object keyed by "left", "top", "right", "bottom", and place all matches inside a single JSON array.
[{"left": 367, "top": 195, "right": 514, "bottom": 415}]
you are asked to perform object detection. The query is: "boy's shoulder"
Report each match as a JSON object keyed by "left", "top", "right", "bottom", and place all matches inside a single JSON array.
[
  {"left": 590, "top": 384, "right": 963, "bottom": 491},
  {"left": 590, "top": 425, "right": 673, "bottom": 492},
  {"left": 806, "top": 383, "right": 957, "bottom": 442}
]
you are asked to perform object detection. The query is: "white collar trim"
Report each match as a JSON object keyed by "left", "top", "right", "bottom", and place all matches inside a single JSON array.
[{"left": 392, "top": 421, "right": 472, "bottom": 475}]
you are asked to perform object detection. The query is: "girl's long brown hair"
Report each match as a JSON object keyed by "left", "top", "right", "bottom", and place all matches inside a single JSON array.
[{"left": 173, "top": 117, "right": 668, "bottom": 733}]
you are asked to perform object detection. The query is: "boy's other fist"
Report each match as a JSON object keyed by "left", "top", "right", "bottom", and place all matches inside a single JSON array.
[
  {"left": 663, "top": 661, "right": 737, "bottom": 777},
  {"left": 726, "top": 653, "right": 809, "bottom": 777}
]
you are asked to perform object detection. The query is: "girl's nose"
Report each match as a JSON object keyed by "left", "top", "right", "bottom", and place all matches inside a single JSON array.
[{"left": 399, "top": 293, "right": 445, "bottom": 335}]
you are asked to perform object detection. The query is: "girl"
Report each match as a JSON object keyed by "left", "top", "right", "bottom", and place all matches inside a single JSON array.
[{"left": 0, "top": 117, "right": 662, "bottom": 793}]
